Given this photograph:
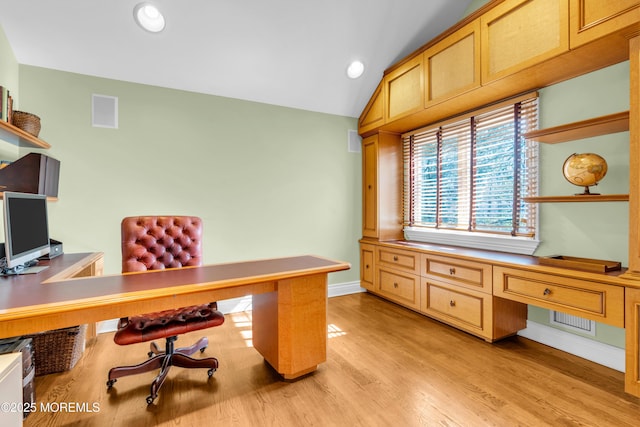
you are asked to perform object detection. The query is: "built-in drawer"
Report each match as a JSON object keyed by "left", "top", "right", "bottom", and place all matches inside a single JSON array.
[
  {"left": 493, "top": 266, "right": 624, "bottom": 327},
  {"left": 422, "top": 278, "right": 491, "bottom": 340},
  {"left": 377, "top": 267, "right": 420, "bottom": 310},
  {"left": 423, "top": 254, "right": 492, "bottom": 293},
  {"left": 378, "top": 247, "right": 420, "bottom": 275}
]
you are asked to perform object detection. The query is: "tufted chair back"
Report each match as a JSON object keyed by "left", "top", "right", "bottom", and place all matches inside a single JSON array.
[{"left": 121, "top": 216, "right": 203, "bottom": 273}]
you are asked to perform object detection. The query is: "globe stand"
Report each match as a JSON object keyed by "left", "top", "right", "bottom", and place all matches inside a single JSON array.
[{"left": 576, "top": 185, "right": 600, "bottom": 196}]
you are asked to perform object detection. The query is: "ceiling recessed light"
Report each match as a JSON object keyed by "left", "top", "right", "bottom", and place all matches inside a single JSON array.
[
  {"left": 347, "top": 60, "right": 365, "bottom": 79},
  {"left": 134, "top": 3, "right": 166, "bottom": 33}
]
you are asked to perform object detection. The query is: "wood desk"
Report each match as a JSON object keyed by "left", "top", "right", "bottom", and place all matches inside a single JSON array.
[{"left": 0, "top": 254, "right": 350, "bottom": 379}]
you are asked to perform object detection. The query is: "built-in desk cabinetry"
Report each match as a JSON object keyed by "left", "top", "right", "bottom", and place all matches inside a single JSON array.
[
  {"left": 361, "top": 241, "right": 527, "bottom": 342},
  {"left": 357, "top": 0, "right": 640, "bottom": 397}
]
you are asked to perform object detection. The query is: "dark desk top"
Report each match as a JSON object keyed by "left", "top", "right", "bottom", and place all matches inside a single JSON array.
[{"left": 0, "top": 254, "right": 350, "bottom": 314}]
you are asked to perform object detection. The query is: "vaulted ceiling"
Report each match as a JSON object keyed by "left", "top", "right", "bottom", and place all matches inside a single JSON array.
[{"left": 0, "top": 0, "right": 473, "bottom": 118}]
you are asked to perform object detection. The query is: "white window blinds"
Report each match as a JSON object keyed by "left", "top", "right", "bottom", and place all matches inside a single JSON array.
[{"left": 403, "top": 96, "right": 538, "bottom": 238}]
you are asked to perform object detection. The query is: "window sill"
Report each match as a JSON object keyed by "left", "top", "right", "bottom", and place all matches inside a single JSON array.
[{"left": 403, "top": 227, "right": 540, "bottom": 256}]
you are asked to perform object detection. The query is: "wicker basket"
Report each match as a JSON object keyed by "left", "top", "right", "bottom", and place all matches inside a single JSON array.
[
  {"left": 11, "top": 110, "right": 41, "bottom": 137},
  {"left": 23, "top": 324, "right": 87, "bottom": 376}
]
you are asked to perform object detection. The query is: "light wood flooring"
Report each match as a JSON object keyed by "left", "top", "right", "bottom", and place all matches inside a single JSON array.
[{"left": 25, "top": 292, "right": 640, "bottom": 426}]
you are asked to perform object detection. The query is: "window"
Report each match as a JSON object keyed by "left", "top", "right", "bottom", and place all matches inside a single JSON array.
[{"left": 403, "top": 94, "right": 539, "bottom": 254}]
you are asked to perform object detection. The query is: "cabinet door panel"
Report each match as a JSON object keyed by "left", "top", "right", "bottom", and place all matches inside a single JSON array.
[
  {"left": 425, "top": 20, "right": 480, "bottom": 106},
  {"left": 482, "top": 0, "right": 569, "bottom": 83},
  {"left": 570, "top": 0, "right": 640, "bottom": 48},
  {"left": 362, "top": 136, "right": 378, "bottom": 238},
  {"left": 385, "top": 56, "right": 424, "bottom": 122},
  {"left": 360, "top": 243, "right": 375, "bottom": 291},
  {"left": 359, "top": 81, "right": 385, "bottom": 134}
]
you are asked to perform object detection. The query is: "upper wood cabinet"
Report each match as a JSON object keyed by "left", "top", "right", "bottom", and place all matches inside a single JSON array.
[
  {"left": 481, "top": 0, "right": 569, "bottom": 84},
  {"left": 358, "top": 0, "right": 636, "bottom": 137},
  {"left": 570, "top": 0, "right": 640, "bottom": 48},
  {"left": 424, "top": 20, "right": 481, "bottom": 107},
  {"left": 361, "top": 132, "right": 403, "bottom": 241},
  {"left": 384, "top": 55, "right": 424, "bottom": 123}
]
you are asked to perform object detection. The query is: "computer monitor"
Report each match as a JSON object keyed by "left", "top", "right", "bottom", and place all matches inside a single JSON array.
[{"left": 2, "top": 191, "right": 50, "bottom": 272}]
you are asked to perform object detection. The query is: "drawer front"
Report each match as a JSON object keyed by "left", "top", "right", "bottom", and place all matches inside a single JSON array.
[
  {"left": 378, "top": 247, "right": 420, "bottom": 274},
  {"left": 423, "top": 254, "right": 492, "bottom": 293},
  {"left": 494, "top": 267, "right": 624, "bottom": 327},
  {"left": 423, "top": 279, "right": 491, "bottom": 339},
  {"left": 378, "top": 268, "right": 420, "bottom": 310}
]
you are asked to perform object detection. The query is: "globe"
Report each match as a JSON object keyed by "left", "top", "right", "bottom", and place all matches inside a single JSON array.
[{"left": 562, "top": 152, "right": 608, "bottom": 195}]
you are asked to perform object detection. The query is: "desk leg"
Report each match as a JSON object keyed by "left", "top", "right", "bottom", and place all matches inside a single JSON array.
[
  {"left": 252, "top": 273, "right": 327, "bottom": 380},
  {"left": 626, "top": 287, "right": 640, "bottom": 397}
]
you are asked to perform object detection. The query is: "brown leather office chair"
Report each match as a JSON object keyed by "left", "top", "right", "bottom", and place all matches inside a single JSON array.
[{"left": 106, "top": 216, "right": 225, "bottom": 404}]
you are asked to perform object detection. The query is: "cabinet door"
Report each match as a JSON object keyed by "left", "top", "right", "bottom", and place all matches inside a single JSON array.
[
  {"left": 384, "top": 55, "right": 424, "bottom": 123},
  {"left": 481, "top": 0, "right": 569, "bottom": 84},
  {"left": 570, "top": 0, "right": 640, "bottom": 48},
  {"left": 362, "top": 135, "right": 378, "bottom": 238},
  {"left": 361, "top": 132, "right": 403, "bottom": 241},
  {"left": 424, "top": 20, "right": 481, "bottom": 107},
  {"left": 360, "top": 243, "right": 375, "bottom": 291},
  {"left": 359, "top": 81, "right": 385, "bottom": 135},
  {"left": 626, "top": 287, "right": 640, "bottom": 397}
]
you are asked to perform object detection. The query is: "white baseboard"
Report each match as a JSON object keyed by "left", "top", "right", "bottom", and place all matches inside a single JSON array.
[
  {"left": 518, "top": 320, "right": 625, "bottom": 372},
  {"left": 96, "top": 281, "right": 365, "bottom": 334}
]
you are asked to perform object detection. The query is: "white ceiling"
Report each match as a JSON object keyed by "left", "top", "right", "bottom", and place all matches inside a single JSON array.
[{"left": 0, "top": 0, "right": 473, "bottom": 118}]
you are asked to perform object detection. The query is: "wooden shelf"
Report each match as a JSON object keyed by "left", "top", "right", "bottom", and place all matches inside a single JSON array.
[
  {"left": 523, "top": 111, "right": 629, "bottom": 144},
  {"left": 524, "top": 194, "right": 629, "bottom": 203},
  {"left": 0, "top": 119, "right": 51, "bottom": 149}
]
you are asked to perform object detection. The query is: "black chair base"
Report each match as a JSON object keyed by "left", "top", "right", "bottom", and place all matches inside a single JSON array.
[{"left": 107, "top": 336, "right": 218, "bottom": 404}]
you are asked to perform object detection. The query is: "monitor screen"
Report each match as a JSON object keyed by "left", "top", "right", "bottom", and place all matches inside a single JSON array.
[{"left": 3, "top": 191, "right": 50, "bottom": 270}]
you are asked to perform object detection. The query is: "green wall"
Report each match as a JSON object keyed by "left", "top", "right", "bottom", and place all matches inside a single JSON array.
[{"left": 0, "top": 58, "right": 361, "bottom": 284}]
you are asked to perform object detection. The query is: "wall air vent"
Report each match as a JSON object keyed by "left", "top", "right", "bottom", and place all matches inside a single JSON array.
[
  {"left": 92, "top": 94, "right": 118, "bottom": 129},
  {"left": 550, "top": 311, "right": 596, "bottom": 336}
]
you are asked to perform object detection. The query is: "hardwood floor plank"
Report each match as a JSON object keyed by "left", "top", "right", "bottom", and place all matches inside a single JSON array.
[{"left": 23, "top": 292, "right": 640, "bottom": 426}]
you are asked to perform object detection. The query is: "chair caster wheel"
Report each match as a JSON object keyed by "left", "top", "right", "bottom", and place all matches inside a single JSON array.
[
  {"left": 147, "top": 351, "right": 154, "bottom": 358},
  {"left": 146, "top": 395, "right": 155, "bottom": 405},
  {"left": 106, "top": 379, "right": 116, "bottom": 389},
  {"left": 207, "top": 368, "right": 216, "bottom": 377},
  {"left": 200, "top": 346, "right": 207, "bottom": 353}
]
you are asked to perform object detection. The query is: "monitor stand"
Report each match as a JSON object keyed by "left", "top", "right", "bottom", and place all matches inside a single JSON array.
[{"left": 0, "top": 260, "right": 49, "bottom": 276}]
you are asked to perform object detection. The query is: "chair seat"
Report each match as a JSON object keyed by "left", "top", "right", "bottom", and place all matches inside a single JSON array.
[{"left": 114, "top": 303, "right": 225, "bottom": 345}]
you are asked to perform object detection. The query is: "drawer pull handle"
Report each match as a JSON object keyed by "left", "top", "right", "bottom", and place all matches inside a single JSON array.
[
  {"left": 449, "top": 268, "right": 456, "bottom": 275},
  {"left": 543, "top": 288, "right": 551, "bottom": 296},
  {"left": 365, "top": 264, "right": 369, "bottom": 269},
  {"left": 393, "top": 256, "right": 399, "bottom": 261},
  {"left": 449, "top": 300, "right": 456, "bottom": 307},
  {"left": 393, "top": 282, "right": 399, "bottom": 288}
]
